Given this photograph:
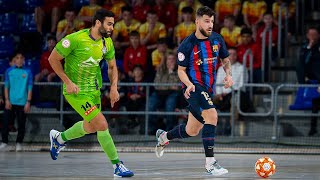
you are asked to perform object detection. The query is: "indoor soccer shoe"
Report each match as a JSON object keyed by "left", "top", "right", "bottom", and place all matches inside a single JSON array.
[
  {"left": 205, "top": 161, "right": 228, "bottom": 176},
  {"left": 113, "top": 161, "right": 134, "bottom": 177},
  {"left": 155, "top": 129, "right": 169, "bottom": 158},
  {"left": 49, "top": 129, "right": 66, "bottom": 160}
]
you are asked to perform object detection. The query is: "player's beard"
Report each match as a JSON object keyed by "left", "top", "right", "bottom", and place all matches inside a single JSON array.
[
  {"left": 99, "top": 27, "right": 112, "bottom": 38},
  {"left": 199, "top": 27, "right": 212, "bottom": 37}
]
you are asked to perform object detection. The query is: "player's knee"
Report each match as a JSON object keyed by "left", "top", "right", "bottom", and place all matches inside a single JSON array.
[
  {"left": 186, "top": 127, "right": 200, "bottom": 136},
  {"left": 95, "top": 121, "right": 108, "bottom": 131},
  {"left": 202, "top": 109, "right": 218, "bottom": 125}
]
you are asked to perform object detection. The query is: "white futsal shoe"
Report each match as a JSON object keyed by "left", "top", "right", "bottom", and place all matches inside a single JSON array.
[
  {"left": 155, "top": 129, "right": 169, "bottom": 158},
  {"left": 206, "top": 161, "right": 228, "bottom": 176}
]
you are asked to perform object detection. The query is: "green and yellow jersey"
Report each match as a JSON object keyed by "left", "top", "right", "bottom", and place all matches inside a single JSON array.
[{"left": 55, "top": 29, "right": 115, "bottom": 94}]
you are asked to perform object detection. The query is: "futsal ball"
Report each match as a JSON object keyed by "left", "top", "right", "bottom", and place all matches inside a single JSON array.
[{"left": 255, "top": 157, "right": 276, "bottom": 178}]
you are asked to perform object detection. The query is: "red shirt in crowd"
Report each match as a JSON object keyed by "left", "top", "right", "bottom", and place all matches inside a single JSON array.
[
  {"left": 153, "top": 2, "right": 177, "bottom": 30},
  {"left": 123, "top": 45, "right": 148, "bottom": 74},
  {"left": 255, "top": 24, "right": 278, "bottom": 47},
  {"left": 237, "top": 42, "right": 262, "bottom": 70},
  {"left": 40, "top": 51, "right": 54, "bottom": 73}
]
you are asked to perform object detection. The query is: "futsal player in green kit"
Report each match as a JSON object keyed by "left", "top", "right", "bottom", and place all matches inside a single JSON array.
[{"left": 48, "top": 9, "right": 134, "bottom": 177}]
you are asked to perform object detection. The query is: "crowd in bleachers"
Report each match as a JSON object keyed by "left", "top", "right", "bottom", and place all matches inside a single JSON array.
[{"left": 0, "top": 0, "right": 320, "bottom": 137}]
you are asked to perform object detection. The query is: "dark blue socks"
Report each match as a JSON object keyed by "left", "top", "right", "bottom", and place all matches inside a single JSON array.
[
  {"left": 166, "top": 124, "right": 191, "bottom": 140},
  {"left": 202, "top": 124, "right": 216, "bottom": 157}
]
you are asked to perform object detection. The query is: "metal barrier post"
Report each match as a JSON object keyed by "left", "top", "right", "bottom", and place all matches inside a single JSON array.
[
  {"left": 295, "top": 0, "right": 299, "bottom": 36},
  {"left": 242, "top": 49, "right": 253, "bottom": 99},
  {"left": 272, "top": 84, "right": 283, "bottom": 140},
  {"left": 278, "top": 4, "right": 283, "bottom": 58},
  {"left": 231, "top": 89, "right": 235, "bottom": 137},
  {"left": 145, "top": 85, "right": 150, "bottom": 137},
  {"left": 268, "top": 29, "right": 272, "bottom": 82},
  {"left": 237, "top": 83, "right": 274, "bottom": 117}
]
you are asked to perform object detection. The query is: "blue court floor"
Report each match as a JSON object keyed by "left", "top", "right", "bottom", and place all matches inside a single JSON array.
[{"left": 0, "top": 151, "right": 319, "bottom": 180}]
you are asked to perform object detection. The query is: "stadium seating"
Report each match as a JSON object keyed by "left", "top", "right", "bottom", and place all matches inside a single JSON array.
[
  {"left": 21, "top": 0, "right": 43, "bottom": 13},
  {"left": 0, "top": 35, "right": 14, "bottom": 58},
  {"left": 24, "top": 57, "right": 40, "bottom": 77},
  {"left": 289, "top": 80, "right": 320, "bottom": 110},
  {"left": 21, "top": 13, "right": 37, "bottom": 32},
  {"left": 0, "top": 13, "right": 18, "bottom": 34},
  {"left": 0, "top": 57, "right": 10, "bottom": 75},
  {"left": 0, "top": 0, "right": 14, "bottom": 12}
]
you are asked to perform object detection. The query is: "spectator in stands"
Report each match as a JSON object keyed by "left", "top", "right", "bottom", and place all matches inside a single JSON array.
[
  {"left": 272, "top": 0, "right": 295, "bottom": 26},
  {"left": 174, "top": 6, "right": 196, "bottom": 45},
  {"left": 151, "top": 38, "right": 171, "bottom": 71},
  {"left": 0, "top": 52, "right": 33, "bottom": 151},
  {"left": 256, "top": 12, "right": 278, "bottom": 80},
  {"left": 220, "top": 15, "right": 241, "bottom": 48},
  {"left": 139, "top": 10, "right": 167, "bottom": 50},
  {"left": 112, "top": 6, "right": 141, "bottom": 52},
  {"left": 126, "top": 65, "right": 146, "bottom": 134},
  {"left": 214, "top": 0, "right": 241, "bottom": 27},
  {"left": 56, "top": 8, "right": 85, "bottom": 41},
  {"left": 153, "top": 0, "right": 177, "bottom": 43},
  {"left": 123, "top": 31, "right": 147, "bottom": 78},
  {"left": 148, "top": 52, "right": 180, "bottom": 133},
  {"left": 242, "top": 0, "right": 267, "bottom": 30},
  {"left": 131, "top": 0, "right": 151, "bottom": 23},
  {"left": 35, "top": 36, "right": 59, "bottom": 82},
  {"left": 35, "top": 0, "right": 71, "bottom": 34},
  {"left": 215, "top": 47, "right": 248, "bottom": 136},
  {"left": 78, "top": 0, "right": 102, "bottom": 28},
  {"left": 296, "top": 26, "right": 320, "bottom": 84},
  {"left": 102, "top": 0, "right": 127, "bottom": 22},
  {"left": 237, "top": 28, "right": 262, "bottom": 83},
  {"left": 177, "top": 0, "right": 203, "bottom": 23}
]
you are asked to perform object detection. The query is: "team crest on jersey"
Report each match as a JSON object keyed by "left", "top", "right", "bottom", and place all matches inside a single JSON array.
[
  {"left": 178, "top": 52, "right": 185, "bottom": 61},
  {"left": 212, "top": 45, "right": 219, "bottom": 52},
  {"left": 62, "top": 39, "right": 70, "bottom": 48}
]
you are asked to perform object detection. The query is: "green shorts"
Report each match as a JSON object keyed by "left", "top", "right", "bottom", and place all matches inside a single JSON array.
[{"left": 64, "top": 90, "right": 101, "bottom": 122}]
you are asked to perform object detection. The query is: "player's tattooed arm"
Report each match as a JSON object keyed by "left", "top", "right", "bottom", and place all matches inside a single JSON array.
[
  {"left": 221, "top": 57, "right": 232, "bottom": 77},
  {"left": 221, "top": 57, "right": 233, "bottom": 89}
]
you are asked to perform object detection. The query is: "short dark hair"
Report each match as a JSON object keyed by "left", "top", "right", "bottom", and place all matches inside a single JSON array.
[
  {"left": 196, "top": 6, "right": 215, "bottom": 18},
  {"left": 157, "top": 38, "right": 167, "bottom": 45},
  {"left": 121, "top": 6, "right": 132, "bottom": 13},
  {"left": 182, "top": 6, "right": 193, "bottom": 14},
  {"left": 307, "top": 26, "right": 320, "bottom": 33},
  {"left": 224, "top": 15, "right": 235, "bottom": 22},
  {"left": 47, "top": 35, "right": 56, "bottom": 42},
  {"left": 240, "top": 27, "right": 253, "bottom": 35},
  {"left": 92, "top": 9, "right": 115, "bottom": 26},
  {"left": 129, "top": 30, "right": 140, "bottom": 37}
]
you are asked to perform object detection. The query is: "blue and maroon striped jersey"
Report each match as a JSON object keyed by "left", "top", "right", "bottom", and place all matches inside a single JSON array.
[{"left": 177, "top": 32, "right": 229, "bottom": 93}]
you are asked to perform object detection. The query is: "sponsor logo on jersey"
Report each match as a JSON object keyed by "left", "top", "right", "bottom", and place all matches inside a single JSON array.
[
  {"left": 84, "top": 105, "right": 97, "bottom": 116},
  {"left": 62, "top": 39, "right": 70, "bottom": 48},
  {"left": 79, "top": 57, "right": 101, "bottom": 67}
]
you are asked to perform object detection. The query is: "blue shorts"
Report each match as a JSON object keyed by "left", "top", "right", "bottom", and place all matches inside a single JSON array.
[{"left": 183, "top": 84, "right": 216, "bottom": 124}]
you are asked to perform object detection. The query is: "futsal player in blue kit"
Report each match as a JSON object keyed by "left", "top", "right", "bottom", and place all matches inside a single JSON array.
[{"left": 155, "top": 6, "right": 233, "bottom": 176}]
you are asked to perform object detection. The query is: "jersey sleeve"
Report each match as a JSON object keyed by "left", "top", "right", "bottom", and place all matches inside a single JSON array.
[
  {"left": 55, "top": 34, "right": 78, "bottom": 58},
  {"left": 218, "top": 35, "right": 229, "bottom": 59},
  {"left": 177, "top": 39, "right": 191, "bottom": 67},
  {"left": 104, "top": 38, "right": 115, "bottom": 61}
]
